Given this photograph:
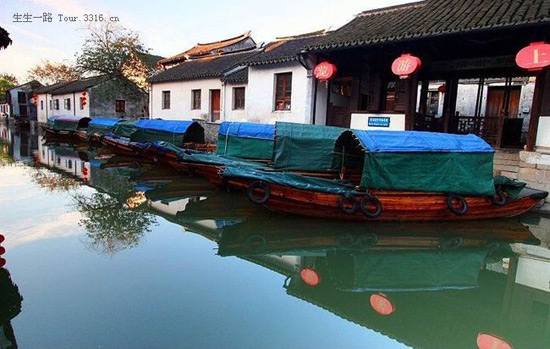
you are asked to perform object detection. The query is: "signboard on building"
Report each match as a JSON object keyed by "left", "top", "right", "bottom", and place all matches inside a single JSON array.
[
  {"left": 391, "top": 54, "right": 422, "bottom": 79},
  {"left": 367, "top": 116, "right": 391, "bottom": 127},
  {"left": 351, "top": 113, "right": 405, "bottom": 131}
]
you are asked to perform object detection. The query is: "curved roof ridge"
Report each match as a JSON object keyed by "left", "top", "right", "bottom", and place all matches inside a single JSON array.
[{"left": 357, "top": 1, "right": 426, "bottom": 17}]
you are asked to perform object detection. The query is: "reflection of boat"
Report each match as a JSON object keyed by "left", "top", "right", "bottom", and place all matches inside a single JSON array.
[
  {"left": 0, "top": 268, "right": 23, "bottom": 349},
  {"left": 217, "top": 214, "right": 539, "bottom": 257}
]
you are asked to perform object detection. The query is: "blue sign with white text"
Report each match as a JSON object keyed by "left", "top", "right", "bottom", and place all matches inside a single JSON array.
[{"left": 368, "top": 117, "right": 391, "bottom": 127}]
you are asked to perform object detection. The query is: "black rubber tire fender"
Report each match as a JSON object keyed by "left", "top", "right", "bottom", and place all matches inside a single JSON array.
[
  {"left": 246, "top": 181, "right": 271, "bottom": 205},
  {"left": 447, "top": 193, "right": 468, "bottom": 216},
  {"left": 338, "top": 194, "right": 358, "bottom": 215},
  {"left": 360, "top": 195, "right": 383, "bottom": 218}
]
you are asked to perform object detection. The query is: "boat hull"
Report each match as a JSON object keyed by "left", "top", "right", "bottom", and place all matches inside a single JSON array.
[{"left": 224, "top": 177, "right": 547, "bottom": 221}]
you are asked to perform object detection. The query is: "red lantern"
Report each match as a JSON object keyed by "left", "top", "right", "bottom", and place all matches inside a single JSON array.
[
  {"left": 314, "top": 61, "right": 337, "bottom": 81},
  {"left": 31, "top": 95, "right": 38, "bottom": 105},
  {"left": 300, "top": 268, "right": 321, "bottom": 286},
  {"left": 516, "top": 42, "right": 550, "bottom": 71},
  {"left": 476, "top": 333, "right": 512, "bottom": 349},
  {"left": 81, "top": 91, "right": 87, "bottom": 96},
  {"left": 0, "top": 234, "right": 5, "bottom": 243},
  {"left": 370, "top": 293, "right": 395, "bottom": 316},
  {"left": 82, "top": 167, "right": 88, "bottom": 176},
  {"left": 391, "top": 54, "right": 422, "bottom": 79},
  {"left": 0, "top": 258, "right": 5, "bottom": 268}
]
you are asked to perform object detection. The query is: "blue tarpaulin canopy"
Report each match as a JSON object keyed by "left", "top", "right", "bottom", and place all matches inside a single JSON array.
[
  {"left": 218, "top": 122, "right": 275, "bottom": 140},
  {"left": 351, "top": 130, "right": 494, "bottom": 153},
  {"left": 89, "top": 118, "right": 123, "bottom": 127},
  {"left": 135, "top": 119, "right": 196, "bottom": 134}
]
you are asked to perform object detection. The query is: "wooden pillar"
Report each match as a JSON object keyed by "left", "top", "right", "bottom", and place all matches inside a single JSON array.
[
  {"left": 442, "top": 78, "right": 458, "bottom": 133},
  {"left": 526, "top": 69, "right": 549, "bottom": 151}
]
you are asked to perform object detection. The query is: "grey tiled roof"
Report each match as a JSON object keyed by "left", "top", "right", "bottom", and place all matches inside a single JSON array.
[
  {"left": 306, "top": 0, "right": 550, "bottom": 52},
  {"left": 223, "top": 68, "right": 248, "bottom": 84},
  {"left": 35, "top": 81, "right": 73, "bottom": 94},
  {"left": 50, "top": 76, "right": 110, "bottom": 95},
  {"left": 244, "top": 34, "right": 325, "bottom": 66},
  {"left": 149, "top": 51, "right": 259, "bottom": 83}
]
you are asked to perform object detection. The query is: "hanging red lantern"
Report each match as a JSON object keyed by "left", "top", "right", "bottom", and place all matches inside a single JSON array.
[
  {"left": 31, "top": 94, "right": 38, "bottom": 105},
  {"left": 370, "top": 293, "right": 395, "bottom": 316},
  {"left": 392, "top": 54, "right": 422, "bottom": 79},
  {"left": 0, "top": 258, "right": 5, "bottom": 268},
  {"left": 81, "top": 91, "right": 87, "bottom": 96},
  {"left": 516, "top": 42, "right": 550, "bottom": 71},
  {"left": 314, "top": 61, "right": 337, "bottom": 81},
  {"left": 300, "top": 268, "right": 321, "bottom": 286},
  {"left": 438, "top": 85, "right": 447, "bottom": 93}
]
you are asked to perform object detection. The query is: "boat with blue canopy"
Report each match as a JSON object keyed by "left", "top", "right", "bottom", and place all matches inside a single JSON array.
[{"left": 222, "top": 130, "right": 548, "bottom": 222}]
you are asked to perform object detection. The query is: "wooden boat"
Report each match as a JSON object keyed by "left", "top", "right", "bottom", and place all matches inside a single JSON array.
[
  {"left": 78, "top": 118, "right": 124, "bottom": 143},
  {"left": 42, "top": 115, "right": 91, "bottom": 142},
  {"left": 101, "top": 119, "right": 207, "bottom": 160},
  {"left": 221, "top": 129, "right": 549, "bottom": 221}
]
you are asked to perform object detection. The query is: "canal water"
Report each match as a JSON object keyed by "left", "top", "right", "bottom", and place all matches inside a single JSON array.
[{"left": 1, "top": 123, "right": 550, "bottom": 348}]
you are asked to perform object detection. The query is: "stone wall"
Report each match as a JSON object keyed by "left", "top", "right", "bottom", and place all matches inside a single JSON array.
[
  {"left": 518, "top": 150, "right": 550, "bottom": 207},
  {"left": 194, "top": 119, "right": 219, "bottom": 144}
]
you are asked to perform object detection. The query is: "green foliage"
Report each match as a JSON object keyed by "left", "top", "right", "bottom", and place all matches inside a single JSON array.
[{"left": 0, "top": 73, "right": 18, "bottom": 97}]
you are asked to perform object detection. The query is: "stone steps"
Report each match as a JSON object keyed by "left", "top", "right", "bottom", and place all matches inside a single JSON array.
[{"left": 494, "top": 150, "right": 521, "bottom": 179}]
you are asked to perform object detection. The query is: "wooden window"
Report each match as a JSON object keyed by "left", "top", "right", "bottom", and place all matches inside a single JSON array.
[
  {"left": 115, "top": 99, "right": 125, "bottom": 112},
  {"left": 49, "top": 100, "right": 52, "bottom": 110},
  {"left": 64, "top": 98, "right": 71, "bottom": 110},
  {"left": 54, "top": 99, "right": 60, "bottom": 110},
  {"left": 162, "top": 91, "right": 170, "bottom": 109},
  {"left": 40, "top": 100, "right": 44, "bottom": 110},
  {"left": 67, "top": 159, "right": 72, "bottom": 169},
  {"left": 274, "top": 73, "right": 292, "bottom": 111},
  {"left": 192, "top": 90, "right": 201, "bottom": 110},
  {"left": 233, "top": 87, "right": 245, "bottom": 110}
]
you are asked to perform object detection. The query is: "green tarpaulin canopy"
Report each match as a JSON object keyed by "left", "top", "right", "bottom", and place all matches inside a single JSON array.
[
  {"left": 111, "top": 120, "right": 138, "bottom": 138},
  {"left": 49, "top": 116, "right": 91, "bottom": 131},
  {"left": 336, "top": 130, "right": 496, "bottom": 196},
  {"left": 216, "top": 122, "right": 275, "bottom": 160},
  {"left": 273, "top": 122, "right": 346, "bottom": 172},
  {"left": 223, "top": 165, "right": 356, "bottom": 195}
]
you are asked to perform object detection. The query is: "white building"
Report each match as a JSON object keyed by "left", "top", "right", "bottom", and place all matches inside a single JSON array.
[
  {"left": 149, "top": 32, "right": 259, "bottom": 122},
  {"left": 239, "top": 32, "right": 325, "bottom": 125},
  {"left": 36, "top": 76, "right": 148, "bottom": 123}
]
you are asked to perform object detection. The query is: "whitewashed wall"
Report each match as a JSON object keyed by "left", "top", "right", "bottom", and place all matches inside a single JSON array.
[
  {"left": 222, "top": 84, "right": 247, "bottom": 122},
  {"left": 536, "top": 116, "right": 550, "bottom": 148},
  {"left": 246, "top": 61, "right": 312, "bottom": 124},
  {"left": 150, "top": 79, "right": 223, "bottom": 121},
  {"left": 50, "top": 92, "right": 90, "bottom": 118}
]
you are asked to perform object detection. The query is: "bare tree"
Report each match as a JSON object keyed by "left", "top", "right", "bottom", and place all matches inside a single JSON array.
[{"left": 27, "top": 61, "right": 81, "bottom": 85}]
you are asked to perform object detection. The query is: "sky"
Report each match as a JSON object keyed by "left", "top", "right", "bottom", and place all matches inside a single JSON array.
[{"left": 0, "top": 0, "right": 417, "bottom": 83}]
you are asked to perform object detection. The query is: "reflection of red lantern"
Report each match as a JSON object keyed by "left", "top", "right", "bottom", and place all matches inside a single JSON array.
[
  {"left": 516, "top": 42, "right": 550, "bottom": 71},
  {"left": 370, "top": 293, "right": 395, "bottom": 316},
  {"left": 300, "top": 268, "right": 321, "bottom": 286},
  {"left": 391, "top": 54, "right": 422, "bottom": 79},
  {"left": 314, "top": 61, "right": 337, "bottom": 81},
  {"left": 82, "top": 167, "right": 88, "bottom": 175},
  {"left": 476, "top": 333, "right": 512, "bottom": 349}
]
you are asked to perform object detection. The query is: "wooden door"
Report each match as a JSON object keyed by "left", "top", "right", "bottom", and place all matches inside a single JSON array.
[
  {"left": 485, "top": 87, "right": 521, "bottom": 118},
  {"left": 210, "top": 89, "right": 220, "bottom": 122}
]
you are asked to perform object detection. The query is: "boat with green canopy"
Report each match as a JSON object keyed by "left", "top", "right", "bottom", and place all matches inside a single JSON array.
[
  {"left": 42, "top": 115, "right": 92, "bottom": 140},
  {"left": 222, "top": 130, "right": 548, "bottom": 221},
  {"left": 101, "top": 119, "right": 206, "bottom": 157}
]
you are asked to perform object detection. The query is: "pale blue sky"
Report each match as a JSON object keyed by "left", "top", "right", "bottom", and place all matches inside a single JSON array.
[{"left": 0, "top": 0, "right": 416, "bottom": 82}]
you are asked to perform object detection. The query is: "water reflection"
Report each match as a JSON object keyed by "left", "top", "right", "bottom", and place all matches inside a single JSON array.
[{"left": 2, "top": 123, "right": 550, "bottom": 348}]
